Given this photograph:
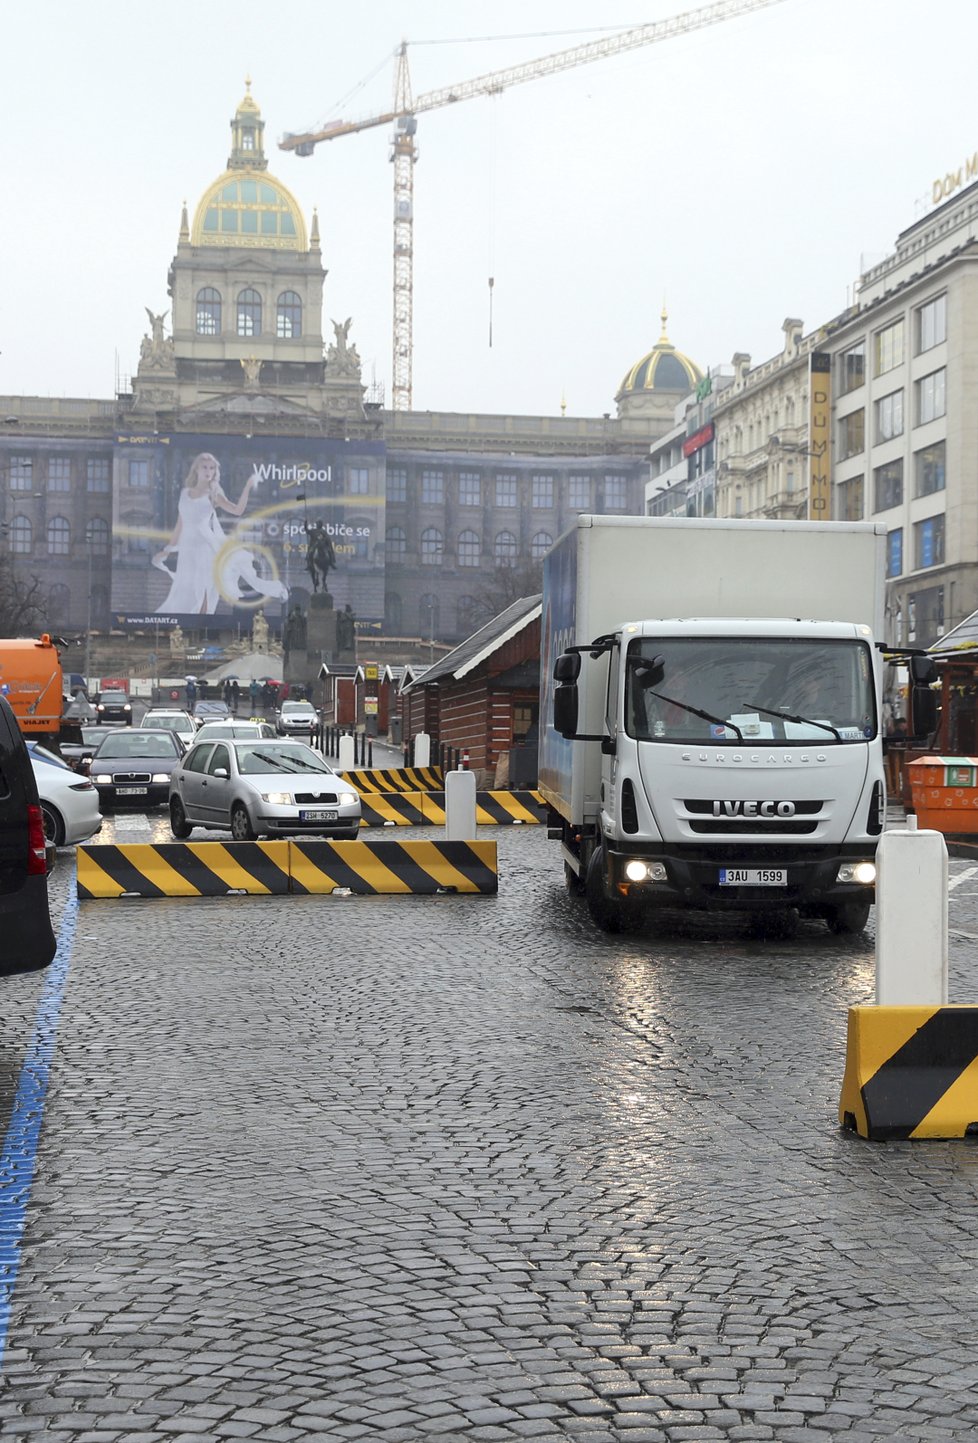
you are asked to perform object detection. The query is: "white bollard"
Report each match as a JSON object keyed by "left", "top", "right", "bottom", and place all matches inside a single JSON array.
[
  {"left": 875, "top": 822, "right": 949, "bottom": 1005},
  {"left": 338, "top": 733, "right": 356, "bottom": 772},
  {"left": 414, "top": 731, "right": 431, "bottom": 767},
  {"left": 445, "top": 769, "right": 477, "bottom": 840}
]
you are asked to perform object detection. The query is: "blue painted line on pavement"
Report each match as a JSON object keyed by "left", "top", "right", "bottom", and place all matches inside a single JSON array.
[{"left": 0, "top": 887, "right": 78, "bottom": 1372}]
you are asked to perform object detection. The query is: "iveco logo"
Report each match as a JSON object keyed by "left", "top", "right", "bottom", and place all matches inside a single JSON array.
[{"left": 712, "top": 800, "right": 796, "bottom": 818}]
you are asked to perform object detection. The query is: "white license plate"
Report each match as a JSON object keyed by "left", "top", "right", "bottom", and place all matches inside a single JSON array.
[
  {"left": 116, "top": 786, "right": 148, "bottom": 796},
  {"left": 300, "top": 809, "right": 337, "bottom": 822},
  {"left": 719, "top": 868, "right": 787, "bottom": 886}
]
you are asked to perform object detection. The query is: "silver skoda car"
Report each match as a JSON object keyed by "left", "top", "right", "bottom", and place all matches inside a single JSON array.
[{"left": 169, "top": 738, "right": 361, "bottom": 841}]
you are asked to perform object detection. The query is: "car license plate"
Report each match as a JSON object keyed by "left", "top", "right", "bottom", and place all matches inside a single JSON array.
[
  {"left": 719, "top": 868, "right": 786, "bottom": 886},
  {"left": 300, "top": 809, "right": 337, "bottom": 822},
  {"left": 116, "top": 786, "right": 147, "bottom": 796}
]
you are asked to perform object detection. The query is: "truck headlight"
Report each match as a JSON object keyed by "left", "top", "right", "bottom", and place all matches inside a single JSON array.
[
  {"left": 836, "top": 861, "right": 876, "bottom": 885},
  {"left": 624, "top": 860, "right": 668, "bottom": 883}
]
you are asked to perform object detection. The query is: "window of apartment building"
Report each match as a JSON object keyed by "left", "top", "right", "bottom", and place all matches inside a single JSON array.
[
  {"left": 9, "top": 516, "right": 31, "bottom": 555},
  {"left": 874, "top": 390, "right": 904, "bottom": 443},
  {"left": 276, "top": 291, "right": 302, "bottom": 339},
  {"left": 196, "top": 287, "right": 222, "bottom": 335},
  {"left": 839, "top": 341, "right": 866, "bottom": 395},
  {"left": 568, "top": 474, "right": 590, "bottom": 509},
  {"left": 86, "top": 458, "right": 110, "bottom": 492},
  {"left": 387, "top": 467, "right": 407, "bottom": 503},
  {"left": 9, "top": 456, "right": 32, "bottom": 491},
  {"left": 347, "top": 467, "right": 370, "bottom": 495},
  {"left": 237, "top": 288, "right": 262, "bottom": 337},
  {"left": 495, "top": 473, "right": 517, "bottom": 507},
  {"left": 421, "top": 469, "right": 444, "bottom": 505},
  {"left": 914, "top": 514, "right": 945, "bottom": 569},
  {"left": 915, "top": 441, "right": 946, "bottom": 496},
  {"left": 874, "top": 317, "right": 904, "bottom": 376},
  {"left": 916, "top": 368, "right": 946, "bottom": 425},
  {"left": 916, "top": 293, "right": 946, "bottom": 353},
  {"left": 420, "top": 528, "right": 443, "bottom": 563},
  {"left": 604, "top": 474, "right": 628, "bottom": 509},
  {"left": 128, "top": 458, "right": 149, "bottom": 488},
  {"left": 47, "top": 456, "right": 71, "bottom": 492},
  {"left": 386, "top": 527, "right": 406, "bottom": 561},
  {"left": 887, "top": 528, "right": 903, "bottom": 579},
  {"left": 86, "top": 517, "right": 110, "bottom": 555},
  {"left": 458, "top": 530, "right": 480, "bottom": 567},
  {"left": 494, "top": 531, "right": 517, "bottom": 567},
  {"left": 839, "top": 410, "right": 865, "bottom": 459},
  {"left": 458, "top": 471, "right": 481, "bottom": 506},
  {"left": 531, "top": 474, "right": 554, "bottom": 509},
  {"left": 873, "top": 459, "right": 903, "bottom": 512},
  {"left": 531, "top": 531, "right": 553, "bottom": 559},
  {"left": 838, "top": 476, "right": 864, "bottom": 521},
  {"left": 48, "top": 517, "right": 70, "bottom": 555}
]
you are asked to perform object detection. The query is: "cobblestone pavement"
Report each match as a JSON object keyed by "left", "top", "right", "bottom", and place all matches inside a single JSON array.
[{"left": 4, "top": 821, "right": 978, "bottom": 1441}]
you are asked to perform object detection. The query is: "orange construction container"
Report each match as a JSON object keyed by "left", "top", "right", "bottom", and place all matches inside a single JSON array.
[
  {"left": 0, "top": 635, "right": 64, "bottom": 738},
  {"left": 908, "top": 756, "right": 978, "bottom": 834}
]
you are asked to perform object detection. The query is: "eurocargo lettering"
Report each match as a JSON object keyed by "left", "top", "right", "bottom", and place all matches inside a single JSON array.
[{"left": 540, "top": 516, "right": 937, "bottom": 937}]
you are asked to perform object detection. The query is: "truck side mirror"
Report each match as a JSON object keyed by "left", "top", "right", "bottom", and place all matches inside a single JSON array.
[
  {"left": 909, "top": 685, "right": 938, "bottom": 741},
  {"left": 553, "top": 651, "right": 581, "bottom": 683},
  {"left": 909, "top": 655, "right": 938, "bottom": 685},
  {"left": 553, "top": 684, "right": 579, "bottom": 738}
]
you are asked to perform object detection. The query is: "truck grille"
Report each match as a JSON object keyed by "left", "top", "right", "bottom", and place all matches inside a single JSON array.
[{"left": 683, "top": 799, "right": 823, "bottom": 836}]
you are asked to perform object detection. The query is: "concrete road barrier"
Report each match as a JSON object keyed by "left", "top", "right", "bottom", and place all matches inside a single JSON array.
[
  {"left": 839, "top": 1004, "right": 978, "bottom": 1140},
  {"left": 289, "top": 838, "right": 498, "bottom": 894}
]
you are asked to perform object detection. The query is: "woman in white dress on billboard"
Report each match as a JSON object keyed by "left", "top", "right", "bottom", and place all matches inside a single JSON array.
[{"left": 152, "top": 453, "right": 287, "bottom": 614}]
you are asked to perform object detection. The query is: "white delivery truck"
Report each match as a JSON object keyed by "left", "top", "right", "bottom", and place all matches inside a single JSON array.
[{"left": 540, "top": 515, "right": 932, "bottom": 936}]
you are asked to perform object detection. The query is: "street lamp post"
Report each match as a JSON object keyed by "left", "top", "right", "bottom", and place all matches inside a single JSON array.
[{"left": 83, "top": 543, "right": 93, "bottom": 692}]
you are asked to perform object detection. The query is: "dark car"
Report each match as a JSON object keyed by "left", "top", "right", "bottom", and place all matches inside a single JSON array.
[
  {"left": 96, "top": 688, "right": 133, "bottom": 725},
  {"left": 60, "top": 723, "right": 104, "bottom": 773},
  {"left": 89, "top": 728, "right": 185, "bottom": 807},
  {"left": 0, "top": 693, "right": 56, "bottom": 975}
]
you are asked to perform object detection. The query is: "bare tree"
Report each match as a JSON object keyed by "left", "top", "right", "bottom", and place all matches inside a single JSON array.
[
  {"left": 471, "top": 559, "right": 543, "bottom": 627},
  {"left": 0, "top": 553, "right": 52, "bottom": 636}
]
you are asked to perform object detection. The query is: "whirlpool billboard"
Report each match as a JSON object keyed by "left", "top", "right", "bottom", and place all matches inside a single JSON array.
[{"left": 111, "top": 434, "right": 386, "bottom": 632}]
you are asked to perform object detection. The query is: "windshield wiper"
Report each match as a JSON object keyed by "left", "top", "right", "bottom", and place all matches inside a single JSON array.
[
  {"left": 646, "top": 690, "right": 743, "bottom": 742},
  {"left": 743, "top": 701, "right": 842, "bottom": 742}
]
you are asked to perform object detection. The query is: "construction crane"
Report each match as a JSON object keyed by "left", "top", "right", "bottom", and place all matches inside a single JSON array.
[{"left": 281, "top": 0, "right": 787, "bottom": 412}]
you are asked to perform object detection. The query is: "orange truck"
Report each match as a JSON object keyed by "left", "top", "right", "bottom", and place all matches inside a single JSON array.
[{"left": 0, "top": 635, "right": 65, "bottom": 741}]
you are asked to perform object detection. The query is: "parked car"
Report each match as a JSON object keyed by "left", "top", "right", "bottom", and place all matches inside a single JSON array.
[
  {"left": 29, "top": 746, "right": 102, "bottom": 846},
  {"left": 140, "top": 709, "right": 196, "bottom": 748},
  {"left": 89, "top": 728, "right": 185, "bottom": 808},
  {"left": 193, "top": 699, "right": 230, "bottom": 726},
  {"left": 96, "top": 688, "right": 132, "bottom": 725},
  {"left": 0, "top": 693, "right": 57, "bottom": 974},
  {"left": 169, "top": 738, "right": 361, "bottom": 841},
  {"left": 193, "top": 720, "right": 277, "bottom": 742},
  {"left": 59, "top": 724, "right": 104, "bottom": 773},
  {"left": 276, "top": 699, "right": 320, "bottom": 737}
]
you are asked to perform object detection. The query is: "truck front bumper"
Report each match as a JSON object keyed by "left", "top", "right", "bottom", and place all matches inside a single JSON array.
[{"left": 603, "top": 840, "right": 877, "bottom": 914}]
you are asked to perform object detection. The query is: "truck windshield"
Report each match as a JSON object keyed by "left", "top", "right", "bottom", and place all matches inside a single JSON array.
[{"left": 625, "top": 637, "right": 876, "bottom": 745}]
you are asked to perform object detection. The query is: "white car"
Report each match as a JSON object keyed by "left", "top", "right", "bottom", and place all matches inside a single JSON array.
[
  {"left": 140, "top": 709, "right": 196, "bottom": 749},
  {"left": 276, "top": 700, "right": 320, "bottom": 737},
  {"left": 28, "top": 746, "right": 102, "bottom": 847}
]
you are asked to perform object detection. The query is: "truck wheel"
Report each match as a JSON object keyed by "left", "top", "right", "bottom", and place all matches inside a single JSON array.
[
  {"left": 826, "top": 898, "right": 872, "bottom": 935},
  {"left": 585, "top": 846, "right": 637, "bottom": 933},
  {"left": 564, "top": 861, "right": 586, "bottom": 897}
]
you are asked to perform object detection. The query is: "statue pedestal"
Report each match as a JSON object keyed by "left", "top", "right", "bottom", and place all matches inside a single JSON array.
[{"left": 307, "top": 592, "right": 338, "bottom": 663}]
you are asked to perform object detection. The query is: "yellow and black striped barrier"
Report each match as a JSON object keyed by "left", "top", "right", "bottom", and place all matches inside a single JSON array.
[
  {"left": 341, "top": 766, "right": 444, "bottom": 794},
  {"left": 77, "top": 839, "right": 497, "bottom": 899},
  {"left": 839, "top": 1005, "right": 978, "bottom": 1140},
  {"left": 290, "top": 838, "right": 497, "bottom": 894},
  {"left": 357, "top": 790, "right": 545, "bottom": 827}
]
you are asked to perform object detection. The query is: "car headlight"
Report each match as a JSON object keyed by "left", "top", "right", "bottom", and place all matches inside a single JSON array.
[
  {"left": 151, "top": 773, "right": 170, "bottom": 784},
  {"left": 338, "top": 791, "right": 360, "bottom": 806},
  {"left": 260, "top": 791, "right": 292, "bottom": 805},
  {"left": 92, "top": 773, "right": 111, "bottom": 784},
  {"left": 836, "top": 861, "right": 876, "bottom": 885}
]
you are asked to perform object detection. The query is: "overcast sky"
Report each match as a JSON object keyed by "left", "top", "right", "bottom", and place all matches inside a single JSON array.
[{"left": 2, "top": 0, "right": 975, "bottom": 418}]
